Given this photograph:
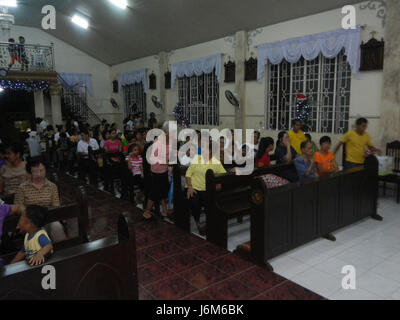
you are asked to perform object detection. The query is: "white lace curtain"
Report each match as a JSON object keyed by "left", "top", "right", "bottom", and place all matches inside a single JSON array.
[
  {"left": 58, "top": 72, "right": 93, "bottom": 96},
  {"left": 171, "top": 54, "right": 222, "bottom": 89},
  {"left": 257, "top": 27, "right": 361, "bottom": 81},
  {"left": 118, "top": 68, "right": 148, "bottom": 93}
]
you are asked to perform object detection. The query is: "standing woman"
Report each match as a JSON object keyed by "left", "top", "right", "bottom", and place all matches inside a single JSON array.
[
  {"left": 255, "top": 137, "right": 274, "bottom": 169},
  {"left": 0, "top": 142, "right": 27, "bottom": 196},
  {"left": 143, "top": 122, "right": 171, "bottom": 220}
]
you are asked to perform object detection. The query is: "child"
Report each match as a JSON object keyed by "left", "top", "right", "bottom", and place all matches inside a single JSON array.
[
  {"left": 11, "top": 205, "right": 53, "bottom": 266},
  {"left": 305, "top": 133, "right": 318, "bottom": 155},
  {"left": 17, "top": 36, "right": 29, "bottom": 71},
  {"left": 8, "top": 38, "right": 21, "bottom": 70},
  {"left": 314, "top": 136, "right": 338, "bottom": 177},
  {"left": 126, "top": 144, "right": 144, "bottom": 203},
  {"left": 288, "top": 119, "right": 307, "bottom": 155},
  {"left": 255, "top": 137, "right": 274, "bottom": 168}
]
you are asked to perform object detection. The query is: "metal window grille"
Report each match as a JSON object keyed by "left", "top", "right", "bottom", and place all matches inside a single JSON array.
[
  {"left": 123, "top": 83, "right": 147, "bottom": 120},
  {"left": 266, "top": 50, "right": 351, "bottom": 134},
  {"left": 178, "top": 70, "right": 219, "bottom": 126}
]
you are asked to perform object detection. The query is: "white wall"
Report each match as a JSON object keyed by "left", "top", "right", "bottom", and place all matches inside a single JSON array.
[
  {"left": 11, "top": 25, "right": 112, "bottom": 123},
  {"left": 14, "top": 1, "right": 385, "bottom": 154},
  {"left": 109, "top": 1, "right": 384, "bottom": 152}
]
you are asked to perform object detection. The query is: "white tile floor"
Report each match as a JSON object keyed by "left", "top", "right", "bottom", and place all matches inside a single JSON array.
[{"left": 223, "top": 191, "right": 400, "bottom": 300}]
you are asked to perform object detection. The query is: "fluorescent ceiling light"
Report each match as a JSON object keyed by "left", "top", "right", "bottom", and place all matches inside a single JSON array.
[
  {"left": 0, "top": 0, "right": 17, "bottom": 7},
  {"left": 109, "top": 0, "right": 127, "bottom": 9},
  {"left": 71, "top": 14, "right": 89, "bottom": 29},
  {"left": 0, "top": 87, "right": 4, "bottom": 92}
]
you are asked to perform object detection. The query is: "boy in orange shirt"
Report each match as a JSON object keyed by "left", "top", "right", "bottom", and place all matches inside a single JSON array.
[{"left": 313, "top": 136, "right": 338, "bottom": 177}]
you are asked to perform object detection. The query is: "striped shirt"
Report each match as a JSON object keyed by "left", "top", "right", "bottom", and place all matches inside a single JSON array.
[
  {"left": 126, "top": 155, "right": 143, "bottom": 176},
  {"left": 14, "top": 179, "right": 60, "bottom": 207}
]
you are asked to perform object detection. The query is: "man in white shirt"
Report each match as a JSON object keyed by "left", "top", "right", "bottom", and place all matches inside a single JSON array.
[
  {"left": 77, "top": 131, "right": 99, "bottom": 159},
  {"left": 77, "top": 130, "right": 99, "bottom": 181}
]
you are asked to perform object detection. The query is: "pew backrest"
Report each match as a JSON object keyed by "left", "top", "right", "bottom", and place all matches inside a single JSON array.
[
  {"left": 386, "top": 140, "right": 400, "bottom": 173},
  {"left": 0, "top": 213, "right": 138, "bottom": 300}
]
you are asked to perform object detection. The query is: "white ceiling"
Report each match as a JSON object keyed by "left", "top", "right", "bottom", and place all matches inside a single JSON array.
[{"left": 11, "top": 0, "right": 363, "bottom": 65}]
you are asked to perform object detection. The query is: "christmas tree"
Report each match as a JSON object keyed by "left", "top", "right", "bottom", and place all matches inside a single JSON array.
[
  {"left": 173, "top": 104, "right": 191, "bottom": 128},
  {"left": 295, "top": 94, "right": 310, "bottom": 132}
]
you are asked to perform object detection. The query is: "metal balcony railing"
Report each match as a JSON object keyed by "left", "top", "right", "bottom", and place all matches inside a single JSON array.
[{"left": 0, "top": 41, "right": 55, "bottom": 72}]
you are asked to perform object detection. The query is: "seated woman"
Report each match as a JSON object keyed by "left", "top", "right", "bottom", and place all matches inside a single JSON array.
[
  {"left": 294, "top": 141, "right": 317, "bottom": 182},
  {"left": 274, "top": 131, "right": 299, "bottom": 182},
  {"left": 313, "top": 136, "right": 338, "bottom": 177},
  {"left": 0, "top": 142, "right": 27, "bottom": 198},
  {"left": 186, "top": 140, "right": 226, "bottom": 236},
  {"left": 255, "top": 137, "right": 274, "bottom": 169},
  {"left": 14, "top": 158, "right": 66, "bottom": 242}
]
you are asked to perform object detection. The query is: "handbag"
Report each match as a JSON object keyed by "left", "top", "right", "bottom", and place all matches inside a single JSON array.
[{"left": 259, "top": 174, "right": 290, "bottom": 189}]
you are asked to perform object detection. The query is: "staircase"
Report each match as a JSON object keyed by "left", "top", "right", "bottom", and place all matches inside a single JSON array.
[{"left": 58, "top": 74, "right": 102, "bottom": 126}]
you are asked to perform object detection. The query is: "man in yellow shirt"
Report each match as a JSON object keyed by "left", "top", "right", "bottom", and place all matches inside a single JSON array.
[
  {"left": 288, "top": 119, "right": 307, "bottom": 155},
  {"left": 186, "top": 140, "right": 226, "bottom": 235},
  {"left": 334, "top": 118, "right": 381, "bottom": 170}
]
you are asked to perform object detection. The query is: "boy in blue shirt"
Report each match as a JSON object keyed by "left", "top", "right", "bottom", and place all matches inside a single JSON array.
[{"left": 11, "top": 205, "right": 53, "bottom": 266}]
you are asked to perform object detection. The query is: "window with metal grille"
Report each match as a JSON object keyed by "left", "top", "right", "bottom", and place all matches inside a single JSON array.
[
  {"left": 265, "top": 50, "right": 351, "bottom": 134},
  {"left": 177, "top": 70, "right": 219, "bottom": 126},
  {"left": 123, "top": 83, "right": 146, "bottom": 120}
]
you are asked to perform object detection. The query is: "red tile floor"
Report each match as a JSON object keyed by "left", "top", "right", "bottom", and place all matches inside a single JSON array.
[{"left": 58, "top": 172, "right": 324, "bottom": 300}]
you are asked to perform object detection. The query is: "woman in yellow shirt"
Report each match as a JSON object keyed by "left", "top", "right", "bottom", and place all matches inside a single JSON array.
[
  {"left": 288, "top": 119, "right": 307, "bottom": 155},
  {"left": 186, "top": 140, "right": 226, "bottom": 236}
]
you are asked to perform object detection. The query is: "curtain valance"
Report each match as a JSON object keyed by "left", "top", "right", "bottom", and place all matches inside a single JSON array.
[
  {"left": 257, "top": 27, "right": 361, "bottom": 81},
  {"left": 58, "top": 72, "right": 93, "bottom": 96},
  {"left": 171, "top": 54, "right": 222, "bottom": 89},
  {"left": 118, "top": 68, "right": 148, "bottom": 93}
]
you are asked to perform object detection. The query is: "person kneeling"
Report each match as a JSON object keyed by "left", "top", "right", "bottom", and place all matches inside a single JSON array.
[{"left": 11, "top": 205, "right": 53, "bottom": 266}]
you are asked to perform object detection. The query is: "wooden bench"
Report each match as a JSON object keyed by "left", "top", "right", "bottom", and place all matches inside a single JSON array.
[
  {"left": 0, "top": 186, "right": 89, "bottom": 260},
  {"left": 172, "top": 162, "right": 295, "bottom": 249},
  {"left": 0, "top": 213, "right": 138, "bottom": 300},
  {"left": 205, "top": 163, "right": 295, "bottom": 249},
  {"left": 379, "top": 140, "right": 400, "bottom": 203},
  {"left": 248, "top": 155, "right": 380, "bottom": 269}
]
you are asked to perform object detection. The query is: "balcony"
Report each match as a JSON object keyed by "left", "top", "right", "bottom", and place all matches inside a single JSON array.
[{"left": 0, "top": 41, "right": 57, "bottom": 84}]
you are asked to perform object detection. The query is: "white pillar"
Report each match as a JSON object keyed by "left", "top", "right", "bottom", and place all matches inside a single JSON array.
[
  {"left": 158, "top": 51, "right": 168, "bottom": 122},
  {"left": 380, "top": 0, "right": 400, "bottom": 146},
  {"left": 34, "top": 89, "right": 45, "bottom": 120},
  {"left": 49, "top": 84, "right": 63, "bottom": 126},
  {"left": 234, "top": 31, "right": 248, "bottom": 130}
]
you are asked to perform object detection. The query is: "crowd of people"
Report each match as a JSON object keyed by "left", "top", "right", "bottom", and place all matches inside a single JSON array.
[{"left": 0, "top": 113, "right": 381, "bottom": 264}]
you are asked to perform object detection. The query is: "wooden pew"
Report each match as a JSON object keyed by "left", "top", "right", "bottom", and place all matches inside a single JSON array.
[
  {"left": 0, "top": 213, "right": 138, "bottom": 300},
  {"left": 0, "top": 186, "right": 89, "bottom": 260},
  {"left": 172, "top": 162, "right": 295, "bottom": 248},
  {"left": 205, "top": 163, "right": 295, "bottom": 249},
  {"left": 249, "top": 155, "right": 380, "bottom": 269}
]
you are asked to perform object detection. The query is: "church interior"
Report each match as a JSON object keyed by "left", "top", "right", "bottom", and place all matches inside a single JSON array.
[{"left": 0, "top": 0, "right": 400, "bottom": 302}]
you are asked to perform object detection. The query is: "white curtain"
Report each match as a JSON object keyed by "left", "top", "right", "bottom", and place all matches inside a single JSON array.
[
  {"left": 257, "top": 27, "right": 361, "bottom": 82},
  {"left": 118, "top": 68, "right": 148, "bottom": 93},
  {"left": 171, "top": 54, "right": 222, "bottom": 89},
  {"left": 58, "top": 72, "right": 93, "bottom": 96}
]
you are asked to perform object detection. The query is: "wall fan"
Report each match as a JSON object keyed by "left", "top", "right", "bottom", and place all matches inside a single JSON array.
[
  {"left": 110, "top": 98, "right": 120, "bottom": 109},
  {"left": 151, "top": 95, "right": 163, "bottom": 109},
  {"left": 225, "top": 90, "right": 240, "bottom": 108}
]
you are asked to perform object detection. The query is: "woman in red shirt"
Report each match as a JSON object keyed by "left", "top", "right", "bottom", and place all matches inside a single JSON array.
[{"left": 255, "top": 137, "right": 275, "bottom": 169}]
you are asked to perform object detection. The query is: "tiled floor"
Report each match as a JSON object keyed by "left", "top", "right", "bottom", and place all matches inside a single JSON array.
[
  {"left": 56, "top": 171, "right": 324, "bottom": 300},
  {"left": 258, "top": 195, "right": 400, "bottom": 300}
]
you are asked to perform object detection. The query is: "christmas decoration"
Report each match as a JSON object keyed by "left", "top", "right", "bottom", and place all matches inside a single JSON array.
[
  {"left": 173, "top": 103, "right": 191, "bottom": 128},
  {"left": 295, "top": 94, "right": 310, "bottom": 132},
  {"left": 0, "top": 79, "right": 50, "bottom": 91}
]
